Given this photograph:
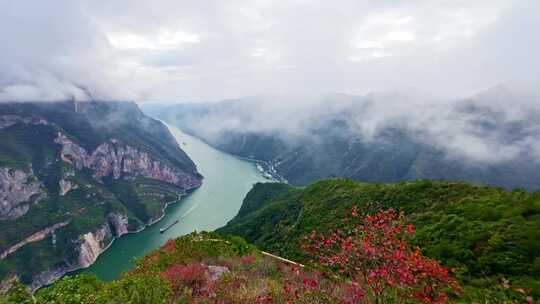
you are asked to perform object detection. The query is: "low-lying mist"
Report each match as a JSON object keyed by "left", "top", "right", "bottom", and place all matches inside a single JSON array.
[{"left": 152, "top": 84, "right": 540, "bottom": 167}]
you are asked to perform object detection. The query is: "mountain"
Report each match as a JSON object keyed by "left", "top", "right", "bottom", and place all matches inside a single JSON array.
[
  {"left": 0, "top": 100, "right": 202, "bottom": 289},
  {"left": 218, "top": 179, "right": 540, "bottom": 300},
  {"left": 144, "top": 87, "right": 540, "bottom": 190},
  {"left": 3, "top": 180, "right": 538, "bottom": 303}
]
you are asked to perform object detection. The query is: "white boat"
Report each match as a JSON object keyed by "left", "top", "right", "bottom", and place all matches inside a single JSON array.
[{"left": 160, "top": 219, "right": 179, "bottom": 233}]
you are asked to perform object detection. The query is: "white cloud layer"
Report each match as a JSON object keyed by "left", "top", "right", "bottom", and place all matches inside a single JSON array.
[{"left": 0, "top": 0, "right": 538, "bottom": 102}]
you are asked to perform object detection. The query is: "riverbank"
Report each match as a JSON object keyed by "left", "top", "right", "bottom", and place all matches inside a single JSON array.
[
  {"left": 169, "top": 125, "right": 287, "bottom": 184},
  {"left": 31, "top": 186, "right": 199, "bottom": 291},
  {"left": 76, "top": 126, "right": 268, "bottom": 281}
]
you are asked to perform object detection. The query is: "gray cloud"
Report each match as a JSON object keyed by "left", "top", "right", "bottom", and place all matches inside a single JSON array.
[
  {"left": 2, "top": 0, "right": 539, "bottom": 165},
  {"left": 0, "top": 0, "right": 133, "bottom": 101},
  {"left": 164, "top": 84, "right": 540, "bottom": 165},
  {"left": 2, "top": 0, "right": 538, "bottom": 102}
]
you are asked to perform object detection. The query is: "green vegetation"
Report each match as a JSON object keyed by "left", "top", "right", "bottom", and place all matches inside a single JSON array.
[
  {"left": 0, "top": 230, "right": 463, "bottom": 303},
  {"left": 3, "top": 176, "right": 539, "bottom": 302},
  {"left": 0, "top": 101, "right": 201, "bottom": 287},
  {"left": 218, "top": 179, "right": 540, "bottom": 301},
  {"left": 0, "top": 232, "right": 257, "bottom": 304}
]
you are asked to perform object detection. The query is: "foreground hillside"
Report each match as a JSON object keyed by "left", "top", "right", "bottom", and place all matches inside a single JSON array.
[
  {"left": 219, "top": 179, "right": 540, "bottom": 301},
  {"left": 1, "top": 229, "right": 462, "bottom": 303},
  {"left": 0, "top": 101, "right": 202, "bottom": 289},
  {"left": 2, "top": 179, "right": 538, "bottom": 303}
]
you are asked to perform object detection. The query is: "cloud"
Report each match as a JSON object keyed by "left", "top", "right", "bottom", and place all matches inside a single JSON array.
[
  {"left": 0, "top": 0, "right": 134, "bottom": 101},
  {"left": 0, "top": 0, "right": 538, "bottom": 102},
  {"left": 166, "top": 83, "right": 540, "bottom": 165}
]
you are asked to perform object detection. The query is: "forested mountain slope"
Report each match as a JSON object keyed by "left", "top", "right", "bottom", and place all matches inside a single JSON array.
[
  {"left": 219, "top": 179, "right": 540, "bottom": 300},
  {"left": 3, "top": 179, "right": 538, "bottom": 303},
  {"left": 0, "top": 100, "right": 202, "bottom": 289}
]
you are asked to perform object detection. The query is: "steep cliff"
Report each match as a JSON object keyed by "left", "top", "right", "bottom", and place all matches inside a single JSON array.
[
  {"left": 0, "top": 168, "right": 45, "bottom": 220},
  {"left": 77, "top": 224, "right": 113, "bottom": 269},
  {"left": 55, "top": 133, "right": 200, "bottom": 189},
  {"left": 0, "top": 100, "right": 202, "bottom": 289}
]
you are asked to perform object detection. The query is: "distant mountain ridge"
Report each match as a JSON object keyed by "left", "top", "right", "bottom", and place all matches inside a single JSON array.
[
  {"left": 0, "top": 100, "right": 202, "bottom": 289},
  {"left": 144, "top": 87, "right": 540, "bottom": 190}
]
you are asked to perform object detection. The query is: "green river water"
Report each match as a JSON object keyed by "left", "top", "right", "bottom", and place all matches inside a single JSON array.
[{"left": 82, "top": 124, "right": 269, "bottom": 281}]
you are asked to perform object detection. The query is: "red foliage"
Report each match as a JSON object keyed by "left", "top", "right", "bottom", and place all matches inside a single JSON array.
[
  {"left": 343, "top": 282, "right": 365, "bottom": 304},
  {"left": 255, "top": 295, "right": 274, "bottom": 303},
  {"left": 161, "top": 263, "right": 210, "bottom": 296},
  {"left": 302, "top": 208, "right": 460, "bottom": 303},
  {"left": 282, "top": 267, "right": 324, "bottom": 303},
  {"left": 241, "top": 254, "right": 256, "bottom": 265},
  {"left": 162, "top": 239, "right": 177, "bottom": 253}
]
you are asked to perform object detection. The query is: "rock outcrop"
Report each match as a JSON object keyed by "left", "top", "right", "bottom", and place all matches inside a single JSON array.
[
  {"left": 22, "top": 213, "right": 129, "bottom": 290},
  {"left": 29, "top": 266, "right": 73, "bottom": 291},
  {"left": 0, "top": 115, "right": 48, "bottom": 130},
  {"left": 0, "top": 222, "right": 69, "bottom": 260},
  {"left": 76, "top": 212, "right": 130, "bottom": 268},
  {"left": 0, "top": 168, "right": 44, "bottom": 220},
  {"left": 208, "top": 265, "right": 230, "bottom": 282},
  {"left": 78, "top": 224, "right": 113, "bottom": 268},
  {"left": 59, "top": 179, "right": 77, "bottom": 196},
  {"left": 55, "top": 133, "right": 201, "bottom": 189},
  {"left": 0, "top": 101, "right": 203, "bottom": 290},
  {"left": 108, "top": 213, "right": 129, "bottom": 237}
]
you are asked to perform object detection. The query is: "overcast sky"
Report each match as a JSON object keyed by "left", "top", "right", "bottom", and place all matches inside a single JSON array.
[{"left": 0, "top": 0, "right": 538, "bottom": 102}]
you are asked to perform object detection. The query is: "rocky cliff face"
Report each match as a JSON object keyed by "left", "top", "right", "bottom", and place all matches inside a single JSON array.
[
  {"left": 55, "top": 133, "right": 201, "bottom": 189},
  {"left": 58, "top": 179, "right": 77, "bottom": 196},
  {"left": 24, "top": 213, "right": 129, "bottom": 290},
  {"left": 108, "top": 213, "right": 129, "bottom": 237},
  {"left": 15, "top": 212, "right": 130, "bottom": 290},
  {"left": 0, "top": 168, "right": 45, "bottom": 220},
  {"left": 0, "top": 115, "right": 48, "bottom": 130},
  {"left": 0, "top": 222, "right": 69, "bottom": 260},
  {"left": 77, "top": 224, "right": 112, "bottom": 268},
  {"left": 0, "top": 101, "right": 203, "bottom": 290}
]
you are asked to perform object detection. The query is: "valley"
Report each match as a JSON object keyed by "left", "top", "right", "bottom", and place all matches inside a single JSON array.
[
  {"left": 81, "top": 125, "right": 270, "bottom": 281},
  {"left": 2, "top": 1, "right": 539, "bottom": 302},
  {"left": 1, "top": 103, "right": 539, "bottom": 303},
  {"left": 145, "top": 88, "right": 540, "bottom": 191},
  {"left": 0, "top": 101, "right": 203, "bottom": 289}
]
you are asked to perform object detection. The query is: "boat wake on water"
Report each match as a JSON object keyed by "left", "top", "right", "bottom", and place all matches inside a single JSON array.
[{"left": 180, "top": 204, "right": 200, "bottom": 218}]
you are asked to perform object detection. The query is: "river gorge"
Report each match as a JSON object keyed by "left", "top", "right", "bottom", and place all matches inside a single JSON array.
[{"left": 81, "top": 124, "right": 270, "bottom": 281}]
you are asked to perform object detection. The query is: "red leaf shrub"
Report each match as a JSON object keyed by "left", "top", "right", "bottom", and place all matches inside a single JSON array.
[
  {"left": 241, "top": 254, "right": 256, "bottom": 265},
  {"left": 162, "top": 239, "right": 177, "bottom": 253},
  {"left": 161, "top": 263, "right": 210, "bottom": 297},
  {"left": 302, "top": 208, "right": 461, "bottom": 303}
]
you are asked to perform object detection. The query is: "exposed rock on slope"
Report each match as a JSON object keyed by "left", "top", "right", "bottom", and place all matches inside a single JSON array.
[
  {"left": 58, "top": 179, "right": 76, "bottom": 196},
  {"left": 0, "top": 222, "right": 68, "bottom": 260},
  {"left": 108, "top": 213, "right": 129, "bottom": 237},
  {"left": 77, "top": 224, "right": 112, "bottom": 268},
  {"left": 0, "top": 168, "right": 44, "bottom": 220},
  {"left": 0, "top": 115, "right": 48, "bottom": 130},
  {"left": 55, "top": 133, "right": 201, "bottom": 189},
  {"left": 0, "top": 100, "right": 202, "bottom": 289}
]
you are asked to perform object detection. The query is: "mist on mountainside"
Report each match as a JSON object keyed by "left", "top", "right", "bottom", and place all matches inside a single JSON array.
[{"left": 145, "top": 85, "right": 540, "bottom": 189}]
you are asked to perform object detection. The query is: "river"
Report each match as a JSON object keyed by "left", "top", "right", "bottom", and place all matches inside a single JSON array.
[{"left": 82, "top": 124, "right": 269, "bottom": 281}]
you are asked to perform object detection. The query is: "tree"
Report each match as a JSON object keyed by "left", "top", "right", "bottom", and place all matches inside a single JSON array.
[{"left": 301, "top": 208, "right": 461, "bottom": 303}]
